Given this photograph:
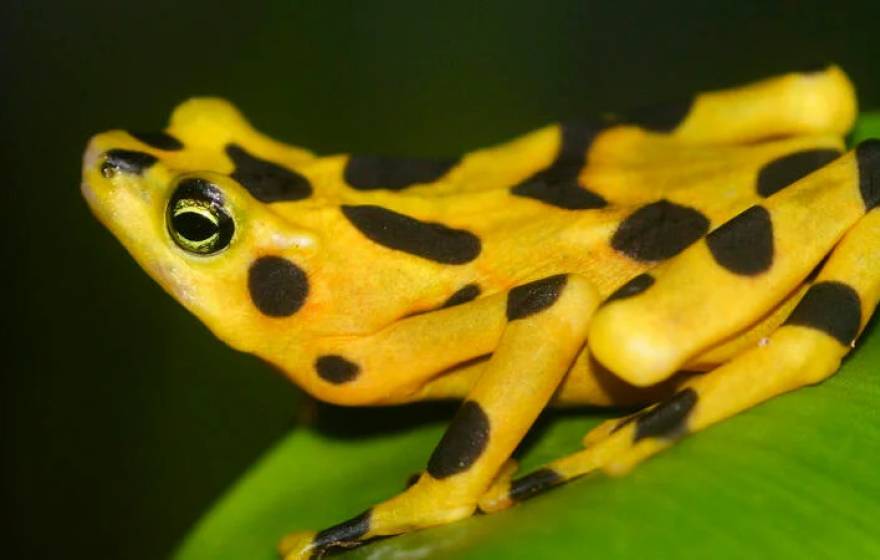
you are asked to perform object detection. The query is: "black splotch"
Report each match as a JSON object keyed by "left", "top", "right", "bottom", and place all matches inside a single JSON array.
[
  {"left": 634, "top": 388, "right": 698, "bottom": 442},
  {"left": 315, "top": 355, "right": 361, "bottom": 384},
  {"left": 313, "top": 509, "right": 372, "bottom": 550},
  {"left": 706, "top": 205, "right": 774, "bottom": 276},
  {"left": 427, "top": 400, "right": 490, "bottom": 479},
  {"left": 247, "top": 256, "right": 309, "bottom": 317},
  {"left": 609, "top": 413, "right": 639, "bottom": 435},
  {"left": 805, "top": 254, "right": 831, "bottom": 284},
  {"left": 129, "top": 131, "right": 184, "bottom": 151},
  {"left": 341, "top": 205, "right": 481, "bottom": 264},
  {"left": 344, "top": 155, "right": 458, "bottom": 190},
  {"left": 605, "top": 273, "right": 655, "bottom": 303},
  {"left": 784, "top": 281, "right": 861, "bottom": 345},
  {"left": 857, "top": 139, "right": 880, "bottom": 210},
  {"left": 511, "top": 174, "right": 607, "bottom": 210},
  {"left": 506, "top": 274, "right": 568, "bottom": 321},
  {"left": 611, "top": 200, "right": 710, "bottom": 262},
  {"left": 441, "top": 284, "right": 481, "bottom": 308},
  {"left": 101, "top": 149, "right": 157, "bottom": 176},
  {"left": 226, "top": 143, "right": 312, "bottom": 202},
  {"left": 509, "top": 468, "right": 564, "bottom": 502},
  {"left": 622, "top": 97, "right": 695, "bottom": 133},
  {"left": 511, "top": 122, "right": 607, "bottom": 210},
  {"left": 756, "top": 148, "right": 841, "bottom": 197}
]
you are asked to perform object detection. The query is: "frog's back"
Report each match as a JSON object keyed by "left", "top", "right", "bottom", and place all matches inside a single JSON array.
[{"left": 82, "top": 65, "right": 855, "bottom": 342}]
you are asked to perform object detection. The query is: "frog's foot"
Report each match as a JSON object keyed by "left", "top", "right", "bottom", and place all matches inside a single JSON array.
[{"left": 482, "top": 201, "right": 880, "bottom": 513}]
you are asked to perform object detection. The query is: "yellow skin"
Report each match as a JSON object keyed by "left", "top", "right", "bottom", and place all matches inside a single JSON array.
[{"left": 82, "top": 65, "right": 880, "bottom": 558}]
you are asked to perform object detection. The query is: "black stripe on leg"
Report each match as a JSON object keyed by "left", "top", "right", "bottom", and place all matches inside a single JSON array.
[
  {"left": 705, "top": 205, "right": 774, "bottom": 276},
  {"left": 506, "top": 274, "right": 568, "bottom": 321},
  {"left": 312, "top": 509, "right": 372, "bottom": 551},
  {"left": 634, "top": 388, "right": 698, "bottom": 442},
  {"left": 756, "top": 148, "right": 841, "bottom": 198},
  {"left": 427, "top": 401, "right": 491, "bottom": 479},
  {"left": 605, "top": 273, "right": 655, "bottom": 303},
  {"left": 857, "top": 139, "right": 880, "bottom": 210},
  {"left": 509, "top": 468, "right": 564, "bottom": 502},
  {"left": 784, "top": 281, "right": 861, "bottom": 345}
]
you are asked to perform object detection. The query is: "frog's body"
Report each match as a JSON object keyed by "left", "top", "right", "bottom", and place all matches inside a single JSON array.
[{"left": 83, "top": 65, "right": 880, "bottom": 558}]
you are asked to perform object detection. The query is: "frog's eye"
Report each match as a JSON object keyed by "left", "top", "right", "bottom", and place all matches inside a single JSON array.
[{"left": 167, "top": 178, "right": 234, "bottom": 255}]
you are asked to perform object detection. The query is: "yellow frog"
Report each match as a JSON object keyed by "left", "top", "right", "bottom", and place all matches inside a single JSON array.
[{"left": 82, "top": 65, "right": 880, "bottom": 559}]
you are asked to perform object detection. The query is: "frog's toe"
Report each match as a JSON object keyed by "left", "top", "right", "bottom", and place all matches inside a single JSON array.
[
  {"left": 476, "top": 459, "right": 519, "bottom": 513},
  {"left": 277, "top": 530, "right": 317, "bottom": 560}
]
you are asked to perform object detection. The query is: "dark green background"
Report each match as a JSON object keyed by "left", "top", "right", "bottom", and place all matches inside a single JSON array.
[{"left": 4, "top": 1, "right": 879, "bottom": 558}]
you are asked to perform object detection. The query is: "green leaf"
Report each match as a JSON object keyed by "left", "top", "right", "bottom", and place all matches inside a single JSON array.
[
  {"left": 176, "top": 117, "right": 880, "bottom": 560},
  {"left": 854, "top": 111, "right": 880, "bottom": 143}
]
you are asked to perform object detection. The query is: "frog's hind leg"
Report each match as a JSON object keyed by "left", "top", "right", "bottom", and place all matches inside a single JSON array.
[
  {"left": 665, "top": 64, "right": 855, "bottom": 144},
  {"left": 279, "top": 275, "right": 601, "bottom": 559},
  {"left": 480, "top": 192, "right": 880, "bottom": 514}
]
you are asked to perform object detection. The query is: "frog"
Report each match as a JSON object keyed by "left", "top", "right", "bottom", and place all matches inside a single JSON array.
[{"left": 81, "top": 64, "right": 880, "bottom": 559}]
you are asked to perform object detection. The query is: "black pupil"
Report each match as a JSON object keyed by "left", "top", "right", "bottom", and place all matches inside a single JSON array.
[{"left": 173, "top": 211, "right": 218, "bottom": 242}]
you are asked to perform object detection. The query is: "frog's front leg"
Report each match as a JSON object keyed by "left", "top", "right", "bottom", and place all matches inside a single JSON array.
[{"left": 279, "top": 274, "right": 600, "bottom": 559}]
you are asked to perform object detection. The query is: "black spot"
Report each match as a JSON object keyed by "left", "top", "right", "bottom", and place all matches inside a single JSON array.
[
  {"left": 129, "top": 131, "right": 184, "bottom": 151},
  {"left": 506, "top": 274, "right": 568, "bottom": 321},
  {"left": 427, "top": 400, "right": 490, "bottom": 479},
  {"left": 247, "top": 256, "right": 309, "bottom": 317},
  {"left": 101, "top": 149, "right": 157, "bottom": 176},
  {"left": 341, "top": 205, "right": 481, "bottom": 264},
  {"left": 784, "top": 281, "right": 861, "bottom": 345},
  {"left": 757, "top": 149, "right": 841, "bottom": 197},
  {"left": 605, "top": 273, "right": 655, "bottom": 303},
  {"left": 857, "top": 139, "right": 880, "bottom": 210},
  {"left": 611, "top": 200, "right": 710, "bottom": 262},
  {"left": 313, "top": 509, "right": 371, "bottom": 550},
  {"left": 511, "top": 122, "right": 607, "bottom": 210},
  {"left": 315, "top": 355, "right": 361, "bottom": 384},
  {"left": 441, "top": 284, "right": 481, "bottom": 308},
  {"left": 509, "top": 468, "right": 564, "bottom": 502},
  {"left": 344, "top": 155, "right": 458, "bottom": 190},
  {"left": 609, "top": 413, "right": 639, "bottom": 435},
  {"left": 622, "top": 97, "right": 695, "bottom": 133},
  {"left": 511, "top": 174, "right": 607, "bottom": 210},
  {"left": 634, "top": 388, "right": 698, "bottom": 442},
  {"left": 805, "top": 254, "right": 831, "bottom": 284},
  {"left": 225, "top": 143, "right": 312, "bottom": 202},
  {"left": 706, "top": 205, "right": 774, "bottom": 276}
]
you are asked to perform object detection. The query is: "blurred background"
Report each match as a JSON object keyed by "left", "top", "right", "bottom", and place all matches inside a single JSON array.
[{"left": 3, "top": 1, "right": 879, "bottom": 558}]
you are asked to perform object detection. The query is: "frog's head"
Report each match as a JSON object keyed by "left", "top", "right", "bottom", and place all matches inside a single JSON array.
[{"left": 82, "top": 98, "right": 320, "bottom": 355}]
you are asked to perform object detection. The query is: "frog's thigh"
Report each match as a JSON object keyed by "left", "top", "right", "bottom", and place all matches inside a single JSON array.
[
  {"left": 279, "top": 274, "right": 600, "bottom": 559},
  {"left": 591, "top": 143, "right": 876, "bottom": 386},
  {"left": 480, "top": 207, "right": 880, "bottom": 513}
]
